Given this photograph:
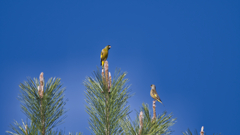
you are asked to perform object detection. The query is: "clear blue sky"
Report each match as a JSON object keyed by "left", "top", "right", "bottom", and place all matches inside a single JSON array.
[{"left": 0, "top": 1, "right": 239, "bottom": 134}]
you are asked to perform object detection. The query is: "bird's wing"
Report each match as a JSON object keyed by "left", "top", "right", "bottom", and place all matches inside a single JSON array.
[
  {"left": 154, "top": 92, "right": 160, "bottom": 100},
  {"left": 101, "top": 49, "right": 108, "bottom": 61},
  {"left": 100, "top": 49, "right": 104, "bottom": 59},
  {"left": 100, "top": 50, "right": 104, "bottom": 65},
  {"left": 101, "top": 49, "right": 107, "bottom": 60}
]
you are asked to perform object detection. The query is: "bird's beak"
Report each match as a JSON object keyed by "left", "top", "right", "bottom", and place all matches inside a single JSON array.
[{"left": 109, "top": 45, "right": 111, "bottom": 49}]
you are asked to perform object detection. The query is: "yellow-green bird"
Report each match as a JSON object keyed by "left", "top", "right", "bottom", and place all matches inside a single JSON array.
[
  {"left": 150, "top": 84, "right": 164, "bottom": 106},
  {"left": 100, "top": 45, "right": 111, "bottom": 67}
]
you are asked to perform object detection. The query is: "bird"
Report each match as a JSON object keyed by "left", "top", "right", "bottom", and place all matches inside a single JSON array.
[
  {"left": 150, "top": 84, "right": 164, "bottom": 106},
  {"left": 100, "top": 45, "right": 111, "bottom": 67}
]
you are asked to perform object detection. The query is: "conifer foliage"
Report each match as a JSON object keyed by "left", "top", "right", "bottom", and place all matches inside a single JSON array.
[
  {"left": 7, "top": 73, "right": 68, "bottom": 135},
  {"left": 6, "top": 49, "right": 221, "bottom": 134},
  {"left": 182, "top": 127, "right": 221, "bottom": 135},
  {"left": 119, "top": 103, "right": 176, "bottom": 135},
  {"left": 84, "top": 61, "right": 176, "bottom": 135},
  {"left": 7, "top": 63, "right": 176, "bottom": 135},
  {"left": 7, "top": 54, "right": 178, "bottom": 135},
  {"left": 84, "top": 61, "right": 131, "bottom": 135}
]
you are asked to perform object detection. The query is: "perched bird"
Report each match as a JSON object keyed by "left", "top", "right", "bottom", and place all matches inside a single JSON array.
[
  {"left": 150, "top": 84, "right": 164, "bottom": 106},
  {"left": 100, "top": 45, "right": 111, "bottom": 67}
]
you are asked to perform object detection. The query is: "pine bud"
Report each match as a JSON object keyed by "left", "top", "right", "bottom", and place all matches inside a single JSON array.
[
  {"left": 104, "top": 61, "right": 109, "bottom": 86},
  {"left": 152, "top": 100, "right": 156, "bottom": 120},
  {"left": 25, "top": 124, "right": 28, "bottom": 135},
  {"left": 108, "top": 72, "right": 111, "bottom": 92},
  {"left": 139, "top": 111, "right": 144, "bottom": 135},
  {"left": 38, "top": 72, "right": 44, "bottom": 98},
  {"left": 200, "top": 126, "right": 204, "bottom": 135}
]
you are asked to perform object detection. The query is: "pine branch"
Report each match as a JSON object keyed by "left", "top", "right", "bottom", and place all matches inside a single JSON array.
[
  {"left": 182, "top": 127, "right": 222, "bottom": 135},
  {"left": 138, "top": 111, "right": 143, "bottom": 135},
  {"left": 84, "top": 67, "right": 131, "bottom": 135},
  {"left": 6, "top": 120, "right": 39, "bottom": 135},
  {"left": 108, "top": 72, "right": 112, "bottom": 93},
  {"left": 152, "top": 100, "right": 156, "bottom": 120},
  {"left": 120, "top": 103, "right": 176, "bottom": 135},
  {"left": 104, "top": 61, "right": 110, "bottom": 135},
  {"left": 200, "top": 126, "right": 204, "bottom": 135},
  {"left": 7, "top": 72, "right": 67, "bottom": 135},
  {"left": 25, "top": 124, "right": 28, "bottom": 135},
  {"left": 38, "top": 72, "right": 45, "bottom": 135}
]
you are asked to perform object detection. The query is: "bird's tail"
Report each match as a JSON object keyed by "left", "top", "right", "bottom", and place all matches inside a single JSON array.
[{"left": 157, "top": 99, "right": 164, "bottom": 106}]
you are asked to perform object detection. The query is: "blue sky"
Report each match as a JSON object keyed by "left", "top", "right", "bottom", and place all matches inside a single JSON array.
[{"left": 0, "top": 1, "right": 239, "bottom": 134}]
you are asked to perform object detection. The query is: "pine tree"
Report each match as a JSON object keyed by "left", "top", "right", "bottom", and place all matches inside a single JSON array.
[
  {"left": 84, "top": 61, "right": 131, "bottom": 135},
  {"left": 119, "top": 103, "right": 176, "bottom": 135},
  {"left": 7, "top": 72, "right": 68, "bottom": 135},
  {"left": 84, "top": 61, "right": 176, "bottom": 135},
  {"left": 7, "top": 62, "right": 176, "bottom": 135},
  {"left": 182, "top": 127, "right": 222, "bottom": 135}
]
